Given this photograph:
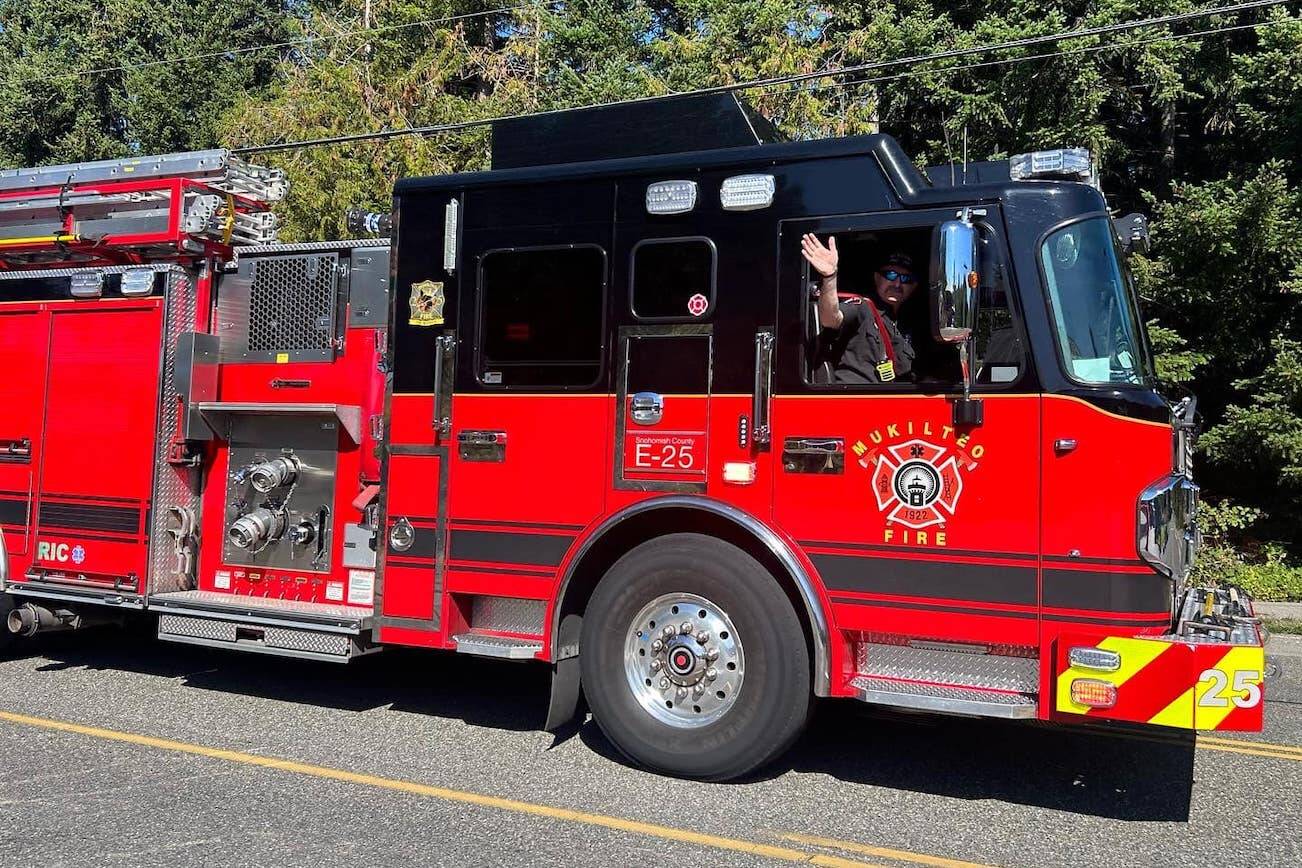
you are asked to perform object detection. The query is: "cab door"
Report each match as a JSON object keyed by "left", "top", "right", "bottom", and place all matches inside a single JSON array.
[
  {"left": 0, "top": 306, "right": 50, "bottom": 561},
  {"left": 769, "top": 208, "right": 1042, "bottom": 648}
]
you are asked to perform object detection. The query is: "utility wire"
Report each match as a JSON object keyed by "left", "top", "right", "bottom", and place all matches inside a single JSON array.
[
  {"left": 233, "top": 0, "right": 1291, "bottom": 155},
  {"left": 49, "top": 3, "right": 560, "bottom": 79},
  {"left": 801, "top": 17, "right": 1283, "bottom": 99}
]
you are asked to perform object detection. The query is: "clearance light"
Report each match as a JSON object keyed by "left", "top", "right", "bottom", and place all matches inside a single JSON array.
[
  {"left": 722, "top": 461, "right": 756, "bottom": 485},
  {"left": 120, "top": 267, "right": 155, "bottom": 297},
  {"left": 1070, "top": 678, "right": 1117, "bottom": 709},
  {"left": 646, "top": 180, "right": 698, "bottom": 215},
  {"left": 1069, "top": 646, "right": 1121, "bottom": 672},
  {"left": 720, "top": 174, "right": 775, "bottom": 211},
  {"left": 69, "top": 271, "right": 104, "bottom": 298},
  {"left": 1009, "top": 148, "right": 1096, "bottom": 187}
]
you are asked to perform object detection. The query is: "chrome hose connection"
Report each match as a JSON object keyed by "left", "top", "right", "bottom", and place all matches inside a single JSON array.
[
  {"left": 228, "top": 507, "right": 287, "bottom": 550},
  {"left": 248, "top": 456, "right": 299, "bottom": 493}
]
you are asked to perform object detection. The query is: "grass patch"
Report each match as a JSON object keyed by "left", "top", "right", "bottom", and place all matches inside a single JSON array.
[{"left": 1264, "top": 617, "right": 1302, "bottom": 636}]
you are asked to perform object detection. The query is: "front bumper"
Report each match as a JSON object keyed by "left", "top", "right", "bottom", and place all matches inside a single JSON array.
[{"left": 1054, "top": 587, "right": 1266, "bottom": 732}]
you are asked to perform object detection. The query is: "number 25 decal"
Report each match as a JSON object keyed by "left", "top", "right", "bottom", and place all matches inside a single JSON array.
[{"left": 1197, "top": 669, "right": 1262, "bottom": 709}]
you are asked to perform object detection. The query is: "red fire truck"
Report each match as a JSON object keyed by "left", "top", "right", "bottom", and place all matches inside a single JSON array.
[{"left": 0, "top": 96, "right": 1269, "bottom": 781}]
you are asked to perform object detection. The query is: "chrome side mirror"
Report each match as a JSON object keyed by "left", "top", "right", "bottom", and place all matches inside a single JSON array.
[{"left": 931, "top": 216, "right": 979, "bottom": 344}]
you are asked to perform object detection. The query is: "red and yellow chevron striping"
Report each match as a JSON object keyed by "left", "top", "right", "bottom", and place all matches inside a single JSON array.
[{"left": 1055, "top": 635, "right": 1265, "bottom": 732}]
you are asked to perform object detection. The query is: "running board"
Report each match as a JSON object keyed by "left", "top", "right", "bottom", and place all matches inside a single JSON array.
[
  {"left": 150, "top": 590, "right": 374, "bottom": 663},
  {"left": 452, "top": 633, "right": 542, "bottom": 660},
  {"left": 851, "top": 676, "right": 1037, "bottom": 719}
]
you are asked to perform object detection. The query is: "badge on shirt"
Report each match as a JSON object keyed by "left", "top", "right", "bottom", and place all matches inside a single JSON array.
[{"left": 877, "top": 360, "right": 896, "bottom": 382}]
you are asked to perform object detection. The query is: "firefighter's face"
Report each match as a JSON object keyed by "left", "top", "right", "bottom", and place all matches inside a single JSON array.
[{"left": 875, "top": 264, "right": 916, "bottom": 310}]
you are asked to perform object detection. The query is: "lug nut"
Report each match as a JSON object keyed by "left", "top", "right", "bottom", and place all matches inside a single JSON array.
[
  {"left": 662, "top": 626, "right": 676, "bottom": 640},
  {"left": 650, "top": 660, "right": 662, "bottom": 671},
  {"left": 651, "top": 640, "right": 664, "bottom": 652},
  {"left": 706, "top": 648, "right": 719, "bottom": 661},
  {"left": 696, "top": 631, "right": 709, "bottom": 644},
  {"left": 705, "top": 667, "right": 718, "bottom": 681},
  {"left": 659, "top": 677, "right": 670, "bottom": 690},
  {"left": 676, "top": 687, "right": 688, "bottom": 700},
  {"left": 679, "top": 621, "right": 693, "bottom": 634},
  {"left": 693, "top": 684, "right": 705, "bottom": 699}
]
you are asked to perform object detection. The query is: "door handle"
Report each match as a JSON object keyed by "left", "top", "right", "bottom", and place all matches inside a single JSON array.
[
  {"left": 783, "top": 437, "right": 843, "bottom": 455},
  {"left": 0, "top": 437, "right": 31, "bottom": 463},
  {"left": 782, "top": 436, "right": 844, "bottom": 474},
  {"left": 457, "top": 430, "right": 507, "bottom": 462},
  {"left": 630, "top": 392, "right": 664, "bottom": 425}
]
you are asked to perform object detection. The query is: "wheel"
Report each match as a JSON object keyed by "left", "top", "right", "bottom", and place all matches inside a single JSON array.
[{"left": 580, "top": 533, "right": 811, "bottom": 780}]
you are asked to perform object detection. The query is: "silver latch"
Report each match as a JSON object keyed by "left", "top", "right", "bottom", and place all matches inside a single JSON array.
[{"left": 630, "top": 392, "right": 664, "bottom": 425}]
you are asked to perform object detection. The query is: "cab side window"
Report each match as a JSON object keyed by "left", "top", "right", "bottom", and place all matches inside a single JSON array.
[
  {"left": 478, "top": 245, "right": 606, "bottom": 387},
  {"left": 631, "top": 237, "right": 716, "bottom": 320},
  {"left": 802, "top": 227, "right": 1024, "bottom": 388}
]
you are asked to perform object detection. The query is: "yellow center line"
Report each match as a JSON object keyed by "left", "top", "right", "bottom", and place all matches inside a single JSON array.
[
  {"left": 1192, "top": 741, "right": 1302, "bottom": 763},
  {"left": 0, "top": 710, "right": 875, "bottom": 868},
  {"left": 781, "top": 833, "right": 997, "bottom": 868},
  {"left": 1197, "top": 735, "right": 1302, "bottom": 757}
]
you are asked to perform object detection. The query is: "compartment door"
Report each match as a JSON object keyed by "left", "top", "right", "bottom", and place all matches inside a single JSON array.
[
  {"left": 616, "top": 326, "right": 712, "bottom": 492},
  {"left": 0, "top": 309, "right": 50, "bottom": 559},
  {"left": 32, "top": 303, "right": 162, "bottom": 583}
]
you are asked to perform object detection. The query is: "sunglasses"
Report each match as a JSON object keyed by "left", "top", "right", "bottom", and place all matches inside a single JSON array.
[{"left": 878, "top": 269, "right": 917, "bottom": 285}]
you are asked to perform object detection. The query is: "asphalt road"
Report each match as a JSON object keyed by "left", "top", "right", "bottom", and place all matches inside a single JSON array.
[{"left": 0, "top": 625, "right": 1299, "bottom": 868}]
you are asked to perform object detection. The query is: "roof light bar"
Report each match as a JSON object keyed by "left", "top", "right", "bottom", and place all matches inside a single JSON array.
[
  {"left": 720, "top": 174, "right": 775, "bottom": 211},
  {"left": 1009, "top": 148, "right": 1096, "bottom": 187},
  {"left": 646, "top": 180, "right": 697, "bottom": 215}
]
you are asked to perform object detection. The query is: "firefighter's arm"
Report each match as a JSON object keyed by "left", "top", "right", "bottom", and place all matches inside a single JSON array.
[{"left": 802, "top": 233, "right": 842, "bottom": 329}]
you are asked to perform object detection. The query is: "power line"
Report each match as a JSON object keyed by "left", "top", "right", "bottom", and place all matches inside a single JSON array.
[
  {"left": 800, "top": 18, "right": 1282, "bottom": 99},
  {"left": 44, "top": 3, "right": 560, "bottom": 79},
  {"left": 234, "top": 0, "right": 1290, "bottom": 155}
]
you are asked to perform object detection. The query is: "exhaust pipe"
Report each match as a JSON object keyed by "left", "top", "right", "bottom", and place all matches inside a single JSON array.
[{"left": 6, "top": 603, "right": 108, "bottom": 637}]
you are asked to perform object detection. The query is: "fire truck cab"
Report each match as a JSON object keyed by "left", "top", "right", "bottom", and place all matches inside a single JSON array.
[{"left": 0, "top": 96, "right": 1269, "bottom": 782}]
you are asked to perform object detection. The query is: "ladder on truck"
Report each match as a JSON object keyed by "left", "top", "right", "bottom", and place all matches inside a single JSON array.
[{"left": 0, "top": 149, "right": 285, "bottom": 268}]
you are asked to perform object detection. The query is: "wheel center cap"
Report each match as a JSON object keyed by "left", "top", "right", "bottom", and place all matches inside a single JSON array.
[{"left": 666, "top": 642, "right": 698, "bottom": 677}]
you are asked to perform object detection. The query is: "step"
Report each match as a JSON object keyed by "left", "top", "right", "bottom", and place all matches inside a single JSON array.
[
  {"left": 857, "top": 641, "right": 1039, "bottom": 693},
  {"left": 157, "top": 611, "right": 374, "bottom": 663},
  {"left": 851, "top": 676, "right": 1037, "bottom": 719},
  {"left": 452, "top": 632, "right": 543, "bottom": 660},
  {"left": 148, "top": 589, "right": 371, "bottom": 633}
]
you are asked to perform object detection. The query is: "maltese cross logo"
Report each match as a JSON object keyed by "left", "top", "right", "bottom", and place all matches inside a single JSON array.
[
  {"left": 686, "top": 293, "right": 709, "bottom": 317},
  {"left": 854, "top": 438, "right": 972, "bottom": 530}
]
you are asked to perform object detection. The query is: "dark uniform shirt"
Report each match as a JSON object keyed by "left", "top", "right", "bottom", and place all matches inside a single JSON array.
[{"left": 817, "top": 296, "right": 916, "bottom": 384}]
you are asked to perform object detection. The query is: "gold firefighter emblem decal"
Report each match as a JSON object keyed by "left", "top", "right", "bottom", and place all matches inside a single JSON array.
[{"left": 408, "top": 279, "right": 445, "bottom": 326}]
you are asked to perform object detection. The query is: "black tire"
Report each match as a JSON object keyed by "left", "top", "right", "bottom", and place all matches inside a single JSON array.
[{"left": 580, "top": 533, "right": 811, "bottom": 780}]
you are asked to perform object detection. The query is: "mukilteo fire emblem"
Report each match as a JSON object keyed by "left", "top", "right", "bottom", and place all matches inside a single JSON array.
[
  {"left": 852, "top": 434, "right": 981, "bottom": 530},
  {"left": 408, "top": 279, "right": 445, "bottom": 326}
]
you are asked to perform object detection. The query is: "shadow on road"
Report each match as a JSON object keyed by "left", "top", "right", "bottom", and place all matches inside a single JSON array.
[{"left": 11, "top": 626, "right": 1194, "bottom": 821}]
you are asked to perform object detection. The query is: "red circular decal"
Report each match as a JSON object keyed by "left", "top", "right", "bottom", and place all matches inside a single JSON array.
[{"left": 687, "top": 293, "right": 709, "bottom": 317}]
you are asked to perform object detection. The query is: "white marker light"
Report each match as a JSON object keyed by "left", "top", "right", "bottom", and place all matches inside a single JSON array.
[
  {"left": 720, "top": 174, "right": 775, "bottom": 211},
  {"left": 722, "top": 461, "right": 756, "bottom": 485},
  {"left": 120, "top": 267, "right": 155, "bottom": 297},
  {"left": 1069, "top": 646, "right": 1122, "bottom": 672},
  {"left": 646, "top": 180, "right": 698, "bottom": 215},
  {"left": 69, "top": 271, "right": 104, "bottom": 298}
]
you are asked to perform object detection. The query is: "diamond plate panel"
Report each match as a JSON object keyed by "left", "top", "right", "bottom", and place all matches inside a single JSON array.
[
  {"left": 470, "top": 597, "right": 545, "bottom": 634},
  {"left": 856, "top": 642, "right": 1039, "bottom": 693},
  {"left": 147, "top": 267, "right": 201, "bottom": 595},
  {"left": 851, "top": 676, "right": 1037, "bottom": 708},
  {"left": 263, "top": 626, "right": 353, "bottom": 657},
  {"left": 158, "top": 614, "right": 237, "bottom": 642}
]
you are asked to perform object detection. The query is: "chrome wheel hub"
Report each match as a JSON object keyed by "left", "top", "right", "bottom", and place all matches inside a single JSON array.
[{"left": 623, "top": 593, "right": 744, "bottom": 728}]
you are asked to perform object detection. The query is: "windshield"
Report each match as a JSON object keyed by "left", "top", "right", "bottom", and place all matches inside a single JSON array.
[{"left": 1041, "top": 217, "right": 1149, "bottom": 385}]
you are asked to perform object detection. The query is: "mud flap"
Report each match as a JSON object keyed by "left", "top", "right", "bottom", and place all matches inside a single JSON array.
[{"left": 544, "top": 612, "right": 583, "bottom": 732}]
